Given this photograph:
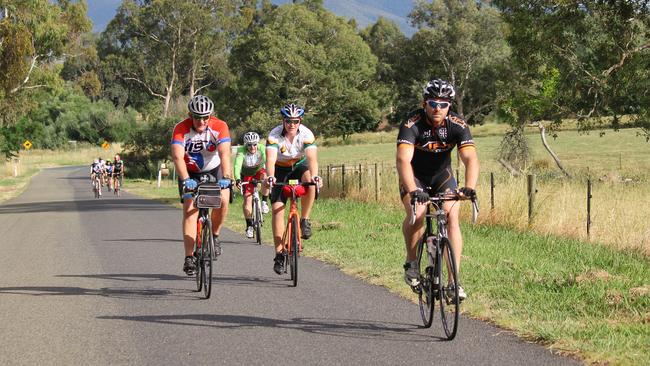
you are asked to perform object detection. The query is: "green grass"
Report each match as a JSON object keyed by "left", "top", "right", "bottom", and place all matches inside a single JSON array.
[{"left": 125, "top": 180, "right": 650, "bottom": 365}]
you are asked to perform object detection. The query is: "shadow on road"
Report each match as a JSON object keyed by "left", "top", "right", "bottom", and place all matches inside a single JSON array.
[
  {"left": 0, "top": 198, "right": 176, "bottom": 214},
  {"left": 97, "top": 313, "right": 438, "bottom": 342},
  {"left": 56, "top": 273, "right": 188, "bottom": 282},
  {"left": 103, "top": 238, "right": 180, "bottom": 244},
  {"left": 0, "top": 285, "right": 187, "bottom": 300}
]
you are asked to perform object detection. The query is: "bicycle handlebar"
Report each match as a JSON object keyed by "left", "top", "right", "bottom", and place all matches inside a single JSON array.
[
  {"left": 271, "top": 180, "right": 320, "bottom": 200},
  {"left": 409, "top": 189, "right": 479, "bottom": 226}
]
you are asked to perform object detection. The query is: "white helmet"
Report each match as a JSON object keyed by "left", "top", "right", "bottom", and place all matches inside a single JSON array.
[
  {"left": 188, "top": 95, "right": 214, "bottom": 117},
  {"left": 243, "top": 132, "right": 260, "bottom": 145},
  {"left": 93, "top": 159, "right": 99, "bottom": 164}
]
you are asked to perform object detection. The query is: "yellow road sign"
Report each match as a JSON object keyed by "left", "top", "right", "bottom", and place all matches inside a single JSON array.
[
  {"left": 102, "top": 141, "right": 110, "bottom": 150},
  {"left": 23, "top": 140, "right": 32, "bottom": 149}
]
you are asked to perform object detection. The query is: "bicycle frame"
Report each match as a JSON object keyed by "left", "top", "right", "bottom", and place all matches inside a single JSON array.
[{"left": 240, "top": 179, "right": 264, "bottom": 244}]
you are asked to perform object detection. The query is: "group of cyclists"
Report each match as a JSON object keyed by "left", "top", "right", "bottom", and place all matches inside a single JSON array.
[
  {"left": 170, "top": 77, "right": 478, "bottom": 300},
  {"left": 89, "top": 155, "right": 125, "bottom": 196}
]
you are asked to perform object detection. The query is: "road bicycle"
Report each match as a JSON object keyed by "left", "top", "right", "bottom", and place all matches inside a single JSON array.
[
  {"left": 271, "top": 179, "right": 319, "bottom": 287},
  {"left": 186, "top": 175, "right": 232, "bottom": 299},
  {"left": 92, "top": 173, "right": 102, "bottom": 198},
  {"left": 410, "top": 189, "right": 478, "bottom": 340},
  {"left": 240, "top": 179, "right": 264, "bottom": 245},
  {"left": 113, "top": 173, "right": 122, "bottom": 196}
]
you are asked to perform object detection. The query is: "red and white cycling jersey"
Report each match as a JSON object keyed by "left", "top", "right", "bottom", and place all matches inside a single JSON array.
[{"left": 171, "top": 116, "right": 231, "bottom": 173}]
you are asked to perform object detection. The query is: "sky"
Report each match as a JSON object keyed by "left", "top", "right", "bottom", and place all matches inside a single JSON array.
[{"left": 86, "top": 0, "right": 417, "bottom": 36}]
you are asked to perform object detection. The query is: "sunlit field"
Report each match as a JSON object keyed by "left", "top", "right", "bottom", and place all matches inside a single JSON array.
[{"left": 316, "top": 125, "right": 650, "bottom": 255}]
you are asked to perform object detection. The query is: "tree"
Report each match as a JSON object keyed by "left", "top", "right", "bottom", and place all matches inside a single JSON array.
[
  {"left": 225, "top": 3, "right": 381, "bottom": 138},
  {"left": 495, "top": 0, "right": 650, "bottom": 137},
  {"left": 393, "top": 0, "right": 510, "bottom": 123},
  {"left": 97, "top": 0, "right": 255, "bottom": 117},
  {"left": 360, "top": 17, "right": 407, "bottom": 117}
]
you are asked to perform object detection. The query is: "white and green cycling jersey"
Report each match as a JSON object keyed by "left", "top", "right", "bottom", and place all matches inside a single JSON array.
[{"left": 234, "top": 143, "right": 266, "bottom": 179}]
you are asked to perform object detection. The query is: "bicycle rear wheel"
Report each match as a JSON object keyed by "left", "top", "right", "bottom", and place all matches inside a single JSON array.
[
  {"left": 202, "top": 219, "right": 214, "bottom": 299},
  {"left": 438, "top": 237, "right": 459, "bottom": 340},
  {"left": 417, "top": 235, "right": 435, "bottom": 328},
  {"left": 254, "top": 199, "right": 262, "bottom": 245},
  {"left": 289, "top": 216, "right": 299, "bottom": 287}
]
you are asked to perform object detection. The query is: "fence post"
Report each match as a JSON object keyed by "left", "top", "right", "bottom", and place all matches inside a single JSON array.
[
  {"left": 527, "top": 174, "right": 537, "bottom": 224},
  {"left": 490, "top": 172, "right": 495, "bottom": 210},
  {"left": 374, "top": 162, "right": 380, "bottom": 201},
  {"left": 341, "top": 164, "right": 346, "bottom": 197},
  {"left": 358, "top": 163, "right": 362, "bottom": 192},
  {"left": 327, "top": 164, "right": 331, "bottom": 189},
  {"left": 587, "top": 179, "right": 592, "bottom": 238}
]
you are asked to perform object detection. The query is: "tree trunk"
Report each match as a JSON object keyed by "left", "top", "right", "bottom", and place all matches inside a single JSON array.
[{"left": 537, "top": 122, "right": 572, "bottom": 178}]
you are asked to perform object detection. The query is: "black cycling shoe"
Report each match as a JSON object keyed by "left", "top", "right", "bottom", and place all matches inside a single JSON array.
[
  {"left": 273, "top": 253, "right": 284, "bottom": 275},
  {"left": 300, "top": 218, "right": 312, "bottom": 239},
  {"left": 183, "top": 256, "right": 196, "bottom": 276}
]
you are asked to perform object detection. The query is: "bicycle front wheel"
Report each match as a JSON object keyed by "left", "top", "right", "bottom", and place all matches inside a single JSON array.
[
  {"left": 417, "top": 235, "right": 435, "bottom": 328},
  {"left": 254, "top": 199, "right": 262, "bottom": 245},
  {"left": 289, "top": 216, "right": 299, "bottom": 287},
  {"left": 438, "top": 237, "right": 459, "bottom": 340},
  {"left": 202, "top": 219, "right": 214, "bottom": 299}
]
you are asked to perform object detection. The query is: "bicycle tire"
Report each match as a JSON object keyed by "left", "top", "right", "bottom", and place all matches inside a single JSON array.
[
  {"left": 254, "top": 198, "right": 262, "bottom": 245},
  {"left": 438, "top": 237, "right": 459, "bottom": 340},
  {"left": 417, "top": 235, "right": 435, "bottom": 328},
  {"left": 202, "top": 219, "right": 213, "bottom": 299},
  {"left": 290, "top": 216, "right": 299, "bottom": 287},
  {"left": 195, "top": 222, "right": 203, "bottom": 292}
]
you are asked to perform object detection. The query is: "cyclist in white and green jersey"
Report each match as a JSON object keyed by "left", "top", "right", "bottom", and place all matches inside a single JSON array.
[{"left": 234, "top": 132, "right": 270, "bottom": 238}]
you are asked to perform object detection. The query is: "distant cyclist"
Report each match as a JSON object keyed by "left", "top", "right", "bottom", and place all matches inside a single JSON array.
[
  {"left": 171, "top": 95, "right": 233, "bottom": 276},
  {"left": 265, "top": 103, "right": 321, "bottom": 274},
  {"left": 105, "top": 161, "right": 114, "bottom": 191},
  {"left": 234, "top": 131, "right": 270, "bottom": 239},
  {"left": 112, "top": 154, "right": 125, "bottom": 190},
  {"left": 90, "top": 159, "right": 103, "bottom": 195},
  {"left": 396, "top": 78, "right": 479, "bottom": 301}
]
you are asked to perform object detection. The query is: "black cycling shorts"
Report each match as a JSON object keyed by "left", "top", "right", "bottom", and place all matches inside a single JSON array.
[
  {"left": 399, "top": 166, "right": 457, "bottom": 199},
  {"left": 270, "top": 164, "right": 310, "bottom": 204},
  {"left": 177, "top": 166, "right": 223, "bottom": 203}
]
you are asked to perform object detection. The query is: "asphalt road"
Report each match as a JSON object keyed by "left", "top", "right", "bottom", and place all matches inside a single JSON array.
[{"left": 0, "top": 167, "right": 580, "bottom": 365}]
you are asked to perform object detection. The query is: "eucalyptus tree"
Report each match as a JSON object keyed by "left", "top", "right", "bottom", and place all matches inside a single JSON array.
[
  {"left": 98, "top": 0, "right": 256, "bottom": 117},
  {"left": 396, "top": 0, "right": 510, "bottom": 123},
  {"left": 225, "top": 2, "right": 381, "bottom": 138},
  {"left": 0, "top": 0, "right": 91, "bottom": 155},
  {"left": 495, "top": 0, "right": 650, "bottom": 137}
]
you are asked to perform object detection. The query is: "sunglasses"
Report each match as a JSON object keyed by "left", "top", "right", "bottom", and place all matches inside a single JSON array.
[
  {"left": 245, "top": 143, "right": 256, "bottom": 148},
  {"left": 191, "top": 114, "right": 209, "bottom": 120},
  {"left": 426, "top": 100, "right": 451, "bottom": 109},
  {"left": 284, "top": 119, "right": 301, "bottom": 125}
]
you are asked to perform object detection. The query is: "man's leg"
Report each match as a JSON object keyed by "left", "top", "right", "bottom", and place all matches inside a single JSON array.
[
  {"left": 401, "top": 193, "right": 427, "bottom": 262},
  {"left": 299, "top": 170, "right": 314, "bottom": 219},
  {"left": 182, "top": 200, "right": 199, "bottom": 256},
  {"left": 444, "top": 201, "right": 463, "bottom": 274},
  {"left": 211, "top": 188, "right": 229, "bottom": 236}
]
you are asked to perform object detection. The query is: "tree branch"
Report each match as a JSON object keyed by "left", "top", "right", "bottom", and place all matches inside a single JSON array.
[
  {"left": 10, "top": 55, "right": 39, "bottom": 93},
  {"left": 123, "top": 76, "right": 165, "bottom": 99},
  {"left": 534, "top": 122, "right": 572, "bottom": 178},
  {"left": 602, "top": 42, "right": 650, "bottom": 77}
]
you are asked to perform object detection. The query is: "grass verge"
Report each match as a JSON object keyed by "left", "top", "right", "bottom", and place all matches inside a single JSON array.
[{"left": 125, "top": 179, "right": 649, "bottom": 366}]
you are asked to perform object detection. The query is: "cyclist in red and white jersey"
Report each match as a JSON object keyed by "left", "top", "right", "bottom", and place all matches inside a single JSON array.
[{"left": 171, "top": 95, "right": 233, "bottom": 276}]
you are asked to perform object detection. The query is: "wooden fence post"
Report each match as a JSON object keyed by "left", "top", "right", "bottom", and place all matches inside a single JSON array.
[
  {"left": 527, "top": 174, "right": 537, "bottom": 224},
  {"left": 587, "top": 179, "right": 592, "bottom": 237},
  {"left": 327, "top": 164, "right": 331, "bottom": 189},
  {"left": 358, "top": 163, "right": 362, "bottom": 192},
  {"left": 374, "top": 162, "right": 380, "bottom": 201},
  {"left": 490, "top": 172, "right": 495, "bottom": 210},
  {"left": 341, "top": 164, "right": 346, "bottom": 197}
]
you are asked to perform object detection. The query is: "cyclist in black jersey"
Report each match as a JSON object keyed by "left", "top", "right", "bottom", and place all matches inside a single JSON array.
[{"left": 396, "top": 78, "right": 479, "bottom": 301}]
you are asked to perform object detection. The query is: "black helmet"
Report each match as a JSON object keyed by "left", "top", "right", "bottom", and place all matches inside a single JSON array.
[{"left": 423, "top": 79, "right": 455, "bottom": 100}]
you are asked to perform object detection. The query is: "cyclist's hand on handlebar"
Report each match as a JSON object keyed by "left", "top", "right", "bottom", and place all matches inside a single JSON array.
[
  {"left": 409, "top": 189, "right": 429, "bottom": 204},
  {"left": 235, "top": 179, "right": 242, "bottom": 190},
  {"left": 182, "top": 178, "right": 197, "bottom": 191},
  {"left": 312, "top": 175, "right": 323, "bottom": 188},
  {"left": 218, "top": 178, "right": 232, "bottom": 189},
  {"left": 458, "top": 187, "right": 476, "bottom": 199},
  {"left": 266, "top": 176, "right": 276, "bottom": 187}
]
